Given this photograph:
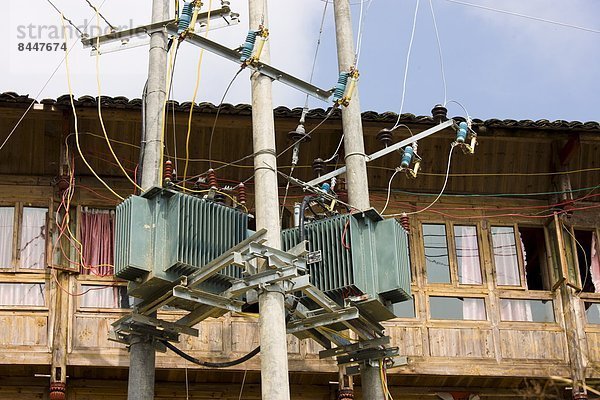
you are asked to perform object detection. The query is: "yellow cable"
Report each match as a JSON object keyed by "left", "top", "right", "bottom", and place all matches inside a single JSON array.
[
  {"left": 183, "top": 0, "right": 214, "bottom": 190},
  {"left": 61, "top": 14, "right": 124, "bottom": 201},
  {"left": 95, "top": 11, "right": 142, "bottom": 191}
]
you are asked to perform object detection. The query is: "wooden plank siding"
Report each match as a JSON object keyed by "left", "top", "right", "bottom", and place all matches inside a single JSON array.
[{"left": 0, "top": 103, "right": 599, "bottom": 395}]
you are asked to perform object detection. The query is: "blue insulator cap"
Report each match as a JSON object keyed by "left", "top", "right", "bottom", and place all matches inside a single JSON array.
[
  {"left": 333, "top": 72, "right": 349, "bottom": 102},
  {"left": 321, "top": 183, "right": 331, "bottom": 193},
  {"left": 401, "top": 146, "right": 414, "bottom": 169},
  {"left": 456, "top": 121, "right": 468, "bottom": 143},
  {"left": 240, "top": 30, "right": 259, "bottom": 62},
  {"left": 177, "top": 2, "right": 194, "bottom": 34}
]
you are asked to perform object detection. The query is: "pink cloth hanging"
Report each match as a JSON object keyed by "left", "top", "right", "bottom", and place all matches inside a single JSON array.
[
  {"left": 591, "top": 232, "right": 600, "bottom": 293},
  {"left": 79, "top": 209, "right": 114, "bottom": 276}
]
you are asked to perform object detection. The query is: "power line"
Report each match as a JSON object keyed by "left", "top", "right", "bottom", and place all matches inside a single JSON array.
[
  {"left": 428, "top": 0, "right": 447, "bottom": 105},
  {"left": 45, "top": 0, "right": 85, "bottom": 36},
  {"left": 444, "top": 0, "right": 600, "bottom": 34},
  {"left": 1, "top": 0, "right": 108, "bottom": 154},
  {"left": 83, "top": 0, "right": 117, "bottom": 31},
  {"left": 392, "top": 0, "right": 420, "bottom": 130}
]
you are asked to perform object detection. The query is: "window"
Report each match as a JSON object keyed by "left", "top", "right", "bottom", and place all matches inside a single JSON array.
[
  {"left": 585, "top": 302, "right": 600, "bottom": 325},
  {"left": 0, "top": 207, "right": 14, "bottom": 268},
  {"left": 454, "top": 225, "right": 482, "bottom": 285},
  {"left": 79, "top": 208, "right": 115, "bottom": 276},
  {"left": 423, "top": 224, "right": 451, "bottom": 284},
  {"left": 491, "top": 226, "right": 521, "bottom": 286},
  {"left": 499, "top": 299, "right": 554, "bottom": 322},
  {"left": 0, "top": 205, "right": 48, "bottom": 271},
  {"left": 80, "top": 285, "right": 131, "bottom": 309},
  {"left": 429, "top": 296, "right": 486, "bottom": 321},
  {"left": 423, "top": 223, "right": 483, "bottom": 286},
  {"left": 393, "top": 295, "right": 415, "bottom": 318},
  {"left": 520, "top": 227, "right": 551, "bottom": 290},
  {"left": 0, "top": 283, "right": 45, "bottom": 306},
  {"left": 575, "top": 230, "right": 599, "bottom": 293}
]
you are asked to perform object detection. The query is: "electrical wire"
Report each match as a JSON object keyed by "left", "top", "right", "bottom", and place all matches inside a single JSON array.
[
  {"left": 207, "top": 67, "right": 245, "bottom": 169},
  {"left": 428, "top": 0, "right": 447, "bottom": 105},
  {"left": 392, "top": 0, "right": 420, "bottom": 131},
  {"left": 0, "top": 1, "right": 108, "bottom": 154},
  {"left": 384, "top": 143, "right": 455, "bottom": 217},
  {"left": 45, "top": 0, "right": 85, "bottom": 36},
  {"left": 281, "top": 1, "right": 329, "bottom": 219},
  {"left": 162, "top": 340, "right": 260, "bottom": 368},
  {"left": 444, "top": 0, "right": 600, "bottom": 35},
  {"left": 380, "top": 168, "right": 401, "bottom": 215},
  {"left": 322, "top": 134, "right": 345, "bottom": 163},
  {"left": 83, "top": 0, "right": 116, "bottom": 31},
  {"left": 183, "top": 0, "right": 214, "bottom": 189},
  {"left": 95, "top": 12, "right": 142, "bottom": 192},
  {"left": 354, "top": 0, "right": 375, "bottom": 67},
  {"left": 61, "top": 14, "right": 124, "bottom": 201}
]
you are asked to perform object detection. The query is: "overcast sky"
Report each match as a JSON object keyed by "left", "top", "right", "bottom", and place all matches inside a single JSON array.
[{"left": 2, "top": 0, "right": 599, "bottom": 122}]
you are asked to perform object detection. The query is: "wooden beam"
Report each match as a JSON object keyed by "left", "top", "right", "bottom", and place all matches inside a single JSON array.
[{"left": 559, "top": 133, "right": 581, "bottom": 166}]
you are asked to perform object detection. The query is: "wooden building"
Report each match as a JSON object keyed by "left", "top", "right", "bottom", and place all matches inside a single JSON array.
[{"left": 0, "top": 91, "right": 599, "bottom": 399}]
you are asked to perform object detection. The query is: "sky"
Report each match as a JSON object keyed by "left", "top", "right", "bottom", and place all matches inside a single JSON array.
[{"left": 2, "top": 0, "right": 600, "bottom": 122}]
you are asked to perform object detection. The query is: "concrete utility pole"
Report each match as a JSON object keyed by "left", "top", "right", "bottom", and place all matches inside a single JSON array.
[
  {"left": 247, "top": 1, "right": 291, "bottom": 399},
  {"left": 129, "top": 0, "right": 169, "bottom": 399},
  {"left": 332, "top": 1, "right": 384, "bottom": 399}
]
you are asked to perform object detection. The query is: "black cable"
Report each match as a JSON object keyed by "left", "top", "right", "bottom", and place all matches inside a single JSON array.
[
  {"left": 208, "top": 67, "right": 245, "bottom": 168},
  {"left": 45, "top": 0, "right": 85, "bottom": 36},
  {"left": 83, "top": 0, "right": 117, "bottom": 31},
  {"left": 162, "top": 340, "right": 260, "bottom": 368}
]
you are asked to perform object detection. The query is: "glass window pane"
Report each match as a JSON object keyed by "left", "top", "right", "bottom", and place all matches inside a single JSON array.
[
  {"left": 429, "top": 296, "right": 486, "bottom": 320},
  {"left": 19, "top": 207, "right": 48, "bottom": 270},
  {"left": 0, "top": 207, "right": 14, "bottom": 268},
  {"left": 454, "top": 225, "right": 482, "bottom": 285},
  {"left": 0, "top": 283, "right": 45, "bottom": 306},
  {"left": 392, "top": 296, "right": 415, "bottom": 318},
  {"left": 491, "top": 226, "right": 521, "bottom": 286},
  {"left": 500, "top": 299, "right": 554, "bottom": 322},
  {"left": 80, "top": 285, "right": 132, "bottom": 309},
  {"left": 585, "top": 303, "right": 600, "bottom": 324},
  {"left": 423, "top": 224, "right": 450, "bottom": 284}
]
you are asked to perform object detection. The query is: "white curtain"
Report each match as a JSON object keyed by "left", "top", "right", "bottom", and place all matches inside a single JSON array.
[
  {"left": 463, "top": 298, "right": 486, "bottom": 320},
  {"left": 0, "top": 207, "right": 14, "bottom": 268},
  {"left": 500, "top": 299, "right": 533, "bottom": 322},
  {"left": 455, "top": 225, "right": 482, "bottom": 284},
  {"left": 80, "top": 285, "right": 130, "bottom": 309},
  {"left": 0, "top": 283, "right": 45, "bottom": 306},
  {"left": 591, "top": 232, "right": 600, "bottom": 293},
  {"left": 19, "top": 207, "right": 47, "bottom": 270},
  {"left": 491, "top": 227, "right": 521, "bottom": 286}
]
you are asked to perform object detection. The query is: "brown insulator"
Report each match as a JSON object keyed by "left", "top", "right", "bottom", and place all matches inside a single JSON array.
[
  {"left": 237, "top": 183, "right": 247, "bottom": 205},
  {"left": 312, "top": 158, "right": 325, "bottom": 178},
  {"left": 337, "top": 388, "right": 354, "bottom": 399},
  {"left": 50, "top": 382, "right": 66, "bottom": 400},
  {"left": 164, "top": 160, "right": 173, "bottom": 183},
  {"left": 288, "top": 123, "right": 310, "bottom": 143},
  {"left": 573, "top": 393, "right": 588, "bottom": 400},
  {"left": 432, "top": 104, "right": 448, "bottom": 123},
  {"left": 400, "top": 212, "right": 410, "bottom": 232},
  {"left": 376, "top": 128, "right": 393, "bottom": 148},
  {"left": 56, "top": 175, "right": 70, "bottom": 192},
  {"left": 207, "top": 168, "right": 218, "bottom": 189}
]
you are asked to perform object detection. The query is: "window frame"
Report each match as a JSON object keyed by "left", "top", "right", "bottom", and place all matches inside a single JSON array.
[
  {"left": 0, "top": 275, "right": 49, "bottom": 310},
  {"left": 489, "top": 223, "right": 528, "bottom": 290},
  {"left": 0, "top": 201, "right": 52, "bottom": 273},
  {"left": 427, "top": 294, "right": 488, "bottom": 322},
  {"left": 420, "top": 220, "right": 486, "bottom": 288}
]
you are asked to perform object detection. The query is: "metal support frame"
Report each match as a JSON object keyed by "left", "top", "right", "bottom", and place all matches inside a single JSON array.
[
  {"left": 80, "top": 6, "right": 235, "bottom": 48},
  {"left": 163, "top": 26, "right": 334, "bottom": 102},
  {"left": 305, "top": 119, "right": 456, "bottom": 187},
  {"left": 108, "top": 236, "right": 399, "bottom": 355}
]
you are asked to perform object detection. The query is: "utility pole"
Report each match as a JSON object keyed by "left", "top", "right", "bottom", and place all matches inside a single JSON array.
[
  {"left": 247, "top": 0, "right": 291, "bottom": 399},
  {"left": 129, "top": 0, "right": 169, "bottom": 399},
  {"left": 332, "top": 1, "right": 384, "bottom": 399}
]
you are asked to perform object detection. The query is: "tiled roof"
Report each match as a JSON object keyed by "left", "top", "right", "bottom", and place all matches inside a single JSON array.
[{"left": 1, "top": 91, "right": 599, "bottom": 132}]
